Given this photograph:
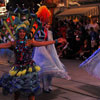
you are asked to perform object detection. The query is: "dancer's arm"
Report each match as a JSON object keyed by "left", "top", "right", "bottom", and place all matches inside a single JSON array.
[
  {"left": 0, "top": 41, "right": 13, "bottom": 49},
  {"left": 31, "top": 38, "right": 66, "bottom": 47}
]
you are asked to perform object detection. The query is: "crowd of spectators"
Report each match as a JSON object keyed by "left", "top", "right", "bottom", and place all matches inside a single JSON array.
[
  {"left": 0, "top": 16, "right": 100, "bottom": 60},
  {"left": 0, "top": 18, "right": 14, "bottom": 43},
  {"left": 52, "top": 17, "right": 100, "bottom": 60}
]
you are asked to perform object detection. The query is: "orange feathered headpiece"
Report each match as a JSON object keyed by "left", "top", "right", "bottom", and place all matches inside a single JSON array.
[{"left": 36, "top": 5, "right": 51, "bottom": 23}]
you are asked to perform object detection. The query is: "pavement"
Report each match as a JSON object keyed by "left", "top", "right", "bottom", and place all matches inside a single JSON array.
[{"left": 0, "top": 59, "right": 100, "bottom": 100}]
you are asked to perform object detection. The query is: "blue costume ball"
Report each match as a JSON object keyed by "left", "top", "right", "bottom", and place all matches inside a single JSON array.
[{"left": 0, "top": 49, "right": 13, "bottom": 60}]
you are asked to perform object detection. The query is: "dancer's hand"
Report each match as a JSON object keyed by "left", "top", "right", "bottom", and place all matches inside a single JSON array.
[{"left": 57, "top": 38, "right": 67, "bottom": 44}]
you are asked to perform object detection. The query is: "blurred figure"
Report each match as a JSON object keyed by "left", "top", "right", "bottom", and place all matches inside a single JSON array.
[
  {"left": 80, "top": 39, "right": 91, "bottom": 60},
  {"left": 33, "top": 23, "right": 71, "bottom": 93}
]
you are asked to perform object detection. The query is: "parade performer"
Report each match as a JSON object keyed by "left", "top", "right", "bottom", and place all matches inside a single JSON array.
[
  {"left": 33, "top": 6, "right": 71, "bottom": 93},
  {"left": 80, "top": 48, "right": 100, "bottom": 79},
  {"left": 0, "top": 15, "right": 66, "bottom": 100}
]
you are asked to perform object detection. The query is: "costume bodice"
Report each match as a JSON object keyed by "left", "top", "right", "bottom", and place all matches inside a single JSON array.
[{"left": 14, "top": 40, "right": 33, "bottom": 65}]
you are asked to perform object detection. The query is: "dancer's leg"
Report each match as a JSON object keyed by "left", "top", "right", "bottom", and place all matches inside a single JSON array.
[
  {"left": 28, "top": 95, "right": 35, "bottom": 100},
  {"left": 42, "top": 75, "right": 50, "bottom": 93},
  {"left": 14, "top": 91, "right": 20, "bottom": 100},
  {"left": 42, "top": 75, "right": 48, "bottom": 90},
  {"left": 47, "top": 75, "right": 52, "bottom": 91}
]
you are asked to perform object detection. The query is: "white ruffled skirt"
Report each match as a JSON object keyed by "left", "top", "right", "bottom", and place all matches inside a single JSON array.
[
  {"left": 80, "top": 48, "right": 100, "bottom": 79},
  {"left": 33, "top": 44, "right": 71, "bottom": 80}
]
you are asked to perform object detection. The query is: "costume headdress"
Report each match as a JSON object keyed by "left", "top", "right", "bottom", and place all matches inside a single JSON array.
[
  {"left": 0, "top": 5, "right": 51, "bottom": 41},
  {"left": 31, "top": 5, "right": 51, "bottom": 40},
  {"left": 36, "top": 5, "right": 51, "bottom": 24}
]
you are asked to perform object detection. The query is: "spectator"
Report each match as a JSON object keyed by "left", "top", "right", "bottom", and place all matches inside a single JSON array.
[
  {"left": 80, "top": 39, "right": 91, "bottom": 60},
  {"left": 89, "top": 27, "right": 98, "bottom": 53}
]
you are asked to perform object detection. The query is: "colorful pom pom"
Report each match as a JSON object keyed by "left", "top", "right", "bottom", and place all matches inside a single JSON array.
[
  {"left": 9, "top": 70, "right": 17, "bottom": 76},
  {"left": 11, "top": 66, "right": 15, "bottom": 70},
  {"left": 17, "top": 71, "right": 22, "bottom": 77},
  {"left": 28, "top": 67, "right": 32, "bottom": 72},
  {"left": 35, "top": 66, "right": 41, "bottom": 72},
  {"left": 21, "top": 69, "right": 27, "bottom": 75}
]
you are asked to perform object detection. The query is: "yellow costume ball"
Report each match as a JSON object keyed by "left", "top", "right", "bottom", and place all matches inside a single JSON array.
[{"left": 35, "top": 66, "right": 41, "bottom": 72}]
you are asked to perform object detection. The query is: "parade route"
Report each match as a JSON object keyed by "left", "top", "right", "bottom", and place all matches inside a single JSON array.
[{"left": 0, "top": 59, "right": 100, "bottom": 100}]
